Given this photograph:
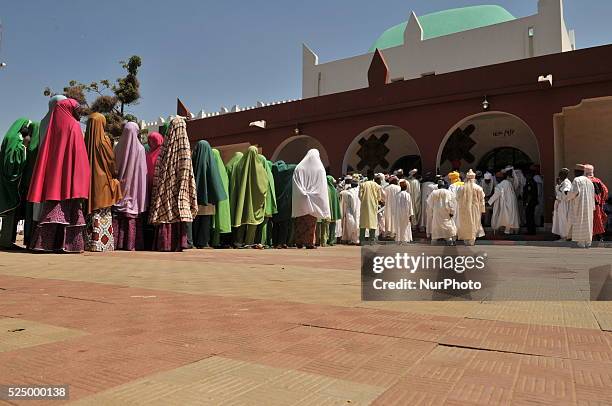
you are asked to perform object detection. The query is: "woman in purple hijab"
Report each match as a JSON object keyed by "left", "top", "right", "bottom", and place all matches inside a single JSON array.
[{"left": 113, "top": 122, "right": 148, "bottom": 250}]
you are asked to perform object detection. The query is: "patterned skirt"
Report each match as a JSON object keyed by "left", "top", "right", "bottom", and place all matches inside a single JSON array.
[
  {"left": 113, "top": 212, "right": 144, "bottom": 251},
  {"left": 85, "top": 207, "right": 114, "bottom": 252},
  {"left": 293, "top": 215, "right": 317, "bottom": 246},
  {"left": 153, "top": 222, "right": 189, "bottom": 252},
  {"left": 30, "top": 199, "right": 85, "bottom": 253}
]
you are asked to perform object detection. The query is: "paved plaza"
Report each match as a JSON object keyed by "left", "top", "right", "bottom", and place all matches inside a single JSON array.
[{"left": 0, "top": 245, "right": 611, "bottom": 405}]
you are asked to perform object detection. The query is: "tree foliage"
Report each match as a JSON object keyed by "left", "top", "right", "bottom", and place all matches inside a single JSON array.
[{"left": 44, "top": 55, "right": 143, "bottom": 139}]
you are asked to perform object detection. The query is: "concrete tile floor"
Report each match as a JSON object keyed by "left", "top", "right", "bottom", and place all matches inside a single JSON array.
[{"left": 0, "top": 245, "right": 610, "bottom": 405}]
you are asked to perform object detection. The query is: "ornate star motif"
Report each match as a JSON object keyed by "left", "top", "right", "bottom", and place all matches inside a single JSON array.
[
  {"left": 441, "top": 124, "right": 477, "bottom": 166},
  {"left": 357, "top": 133, "right": 390, "bottom": 170}
]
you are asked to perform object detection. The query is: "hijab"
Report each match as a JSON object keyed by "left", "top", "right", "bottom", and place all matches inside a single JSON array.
[
  {"left": 0, "top": 118, "right": 29, "bottom": 214},
  {"left": 27, "top": 99, "right": 90, "bottom": 203},
  {"left": 272, "top": 161, "right": 296, "bottom": 222},
  {"left": 292, "top": 149, "right": 331, "bottom": 219},
  {"left": 191, "top": 140, "right": 227, "bottom": 206},
  {"left": 212, "top": 148, "right": 231, "bottom": 234},
  {"left": 327, "top": 175, "right": 342, "bottom": 221},
  {"left": 230, "top": 146, "right": 268, "bottom": 227},
  {"left": 145, "top": 131, "right": 164, "bottom": 191},
  {"left": 148, "top": 117, "right": 198, "bottom": 224},
  {"left": 39, "top": 95, "right": 67, "bottom": 149},
  {"left": 84, "top": 113, "right": 122, "bottom": 213},
  {"left": 114, "top": 122, "right": 148, "bottom": 215}
]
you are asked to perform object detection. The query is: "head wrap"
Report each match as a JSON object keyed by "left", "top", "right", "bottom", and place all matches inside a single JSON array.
[
  {"left": 484, "top": 172, "right": 493, "bottom": 180},
  {"left": 292, "top": 149, "right": 331, "bottom": 220},
  {"left": 114, "top": 122, "right": 148, "bottom": 215},
  {"left": 448, "top": 171, "right": 461, "bottom": 185},
  {"left": 466, "top": 169, "right": 476, "bottom": 180},
  {"left": 148, "top": 117, "right": 198, "bottom": 224},
  {"left": 0, "top": 118, "right": 29, "bottom": 214},
  {"left": 27, "top": 99, "right": 90, "bottom": 203},
  {"left": 145, "top": 132, "right": 164, "bottom": 191},
  {"left": 84, "top": 113, "right": 122, "bottom": 213},
  {"left": 584, "top": 164, "right": 594, "bottom": 177},
  {"left": 191, "top": 140, "right": 227, "bottom": 206},
  {"left": 230, "top": 146, "right": 268, "bottom": 226}
]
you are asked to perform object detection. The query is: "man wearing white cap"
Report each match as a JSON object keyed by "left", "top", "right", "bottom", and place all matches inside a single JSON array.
[
  {"left": 407, "top": 169, "right": 421, "bottom": 228},
  {"left": 383, "top": 176, "right": 401, "bottom": 240},
  {"left": 567, "top": 164, "right": 595, "bottom": 248},
  {"left": 552, "top": 168, "right": 571, "bottom": 240},
  {"left": 395, "top": 179, "right": 414, "bottom": 243},
  {"left": 339, "top": 178, "right": 360, "bottom": 244},
  {"left": 488, "top": 168, "right": 520, "bottom": 234},
  {"left": 479, "top": 172, "right": 497, "bottom": 227},
  {"left": 427, "top": 178, "right": 457, "bottom": 244},
  {"left": 456, "top": 170, "right": 486, "bottom": 245}
]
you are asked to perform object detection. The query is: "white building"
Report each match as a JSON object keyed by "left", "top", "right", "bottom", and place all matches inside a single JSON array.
[{"left": 302, "top": 0, "right": 575, "bottom": 98}]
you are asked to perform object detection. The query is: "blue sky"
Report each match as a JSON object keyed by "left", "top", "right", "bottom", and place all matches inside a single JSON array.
[{"left": 1, "top": 0, "right": 611, "bottom": 131}]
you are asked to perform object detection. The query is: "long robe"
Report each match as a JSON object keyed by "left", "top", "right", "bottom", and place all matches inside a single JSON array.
[
  {"left": 339, "top": 188, "right": 359, "bottom": 243},
  {"left": 0, "top": 118, "right": 29, "bottom": 216},
  {"left": 212, "top": 149, "right": 231, "bottom": 235},
  {"left": 407, "top": 178, "right": 421, "bottom": 225},
  {"left": 419, "top": 181, "right": 437, "bottom": 232},
  {"left": 588, "top": 176, "right": 609, "bottom": 237},
  {"left": 533, "top": 174, "right": 545, "bottom": 226},
  {"left": 456, "top": 181, "right": 486, "bottom": 242},
  {"left": 230, "top": 147, "right": 267, "bottom": 227},
  {"left": 488, "top": 179, "right": 520, "bottom": 233},
  {"left": 567, "top": 176, "right": 595, "bottom": 244},
  {"left": 383, "top": 184, "right": 401, "bottom": 237},
  {"left": 84, "top": 113, "right": 122, "bottom": 214},
  {"left": 395, "top": 190, "right": 413, "bottom": 243},
  {"left": 359, "top": 181, "right": 382, "bottom": 230},
  {"left": 427, "top": 189, "right": 457, "bottom": 240},
  {"left": 552, "top": 178, "right": 571, "bottom": 238}
]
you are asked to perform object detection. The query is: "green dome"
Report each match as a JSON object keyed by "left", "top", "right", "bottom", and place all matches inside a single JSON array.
[{"left": 369, "top": 5, "right": 515, "bottom": 52}]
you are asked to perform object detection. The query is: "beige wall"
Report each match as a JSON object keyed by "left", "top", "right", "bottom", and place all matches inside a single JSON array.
[
  {"left": 303, "top": 0, "right": 575, "bottom": 98},
  {"left": 555, "top": 97, "right": 612, "bottom": 189}
]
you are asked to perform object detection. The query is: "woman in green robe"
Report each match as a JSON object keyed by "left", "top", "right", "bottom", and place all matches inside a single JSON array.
[
  {"left": 20, "top": 122, "right": 40, "bottom": 246},
  {"left": 326, "top": 175, "right": 342, "bottom": 246},
  {"left": 191, "top": 140, "right": 227, "bottom": 248},
  {"left": 0, "top": 118, "right": 31, "bottom": 249},
  {"left": 229, "top": 146, "right": 268, "bottom": 248},
  {"left": 211, "top": 148, "right": 231, "bottom": 247},
  {"left": 255, "top": 155, "right": 277, "bottom": 247},
  {"left": 271, "top": 161, "right": 296, "bottom": 248}
]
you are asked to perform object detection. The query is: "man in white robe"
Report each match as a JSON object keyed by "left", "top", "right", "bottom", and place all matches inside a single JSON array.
[
  {"left": 407, "top": 169, "right": 421, "bottom": 228},
  {"left": 511, "top": 167, "right": 527, "bottom": 226},
  {"left": 552, "top": 168, "right": 572, "bottom": 240},
  {"left": 456, "top": 170, "right": 486, "bottom": 245},
  {"left": 479, "top": 172, "right": 497, "bottom": 227},
  {"left": 395, "top": 180, "right": 414, "bottom": 244},
  {"left": 419, "top": 174, "right": 437, "bottom": 234},
  {"left": 427, "top": 180, "right": 457, "bottom": 244},
  {"left": 339, "top": 181, "right": 360, "bottom": 244},
  {"left": 532, "top": 166, "right": 545, "bottom": 227},
  {"left": 488, "top": 169, "right": 520, "bottom": 234},
  {"left": 383, "top": 176, "right": 401, "bottom": 240},
  {"left": 566, "top": 165, "right": 595, "bottom": 248}
]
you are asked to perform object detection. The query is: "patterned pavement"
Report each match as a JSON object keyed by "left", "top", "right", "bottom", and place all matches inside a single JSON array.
[{"left": 0, "top": 245, "right": 611, "bottom": 405}]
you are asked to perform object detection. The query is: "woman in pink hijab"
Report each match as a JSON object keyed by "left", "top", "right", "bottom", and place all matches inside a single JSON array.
[
  {"left": 113, "top": 122, "right": 148, "bottom": 251},
  {"left": 27, "top": 98, "right": 91, "bottom": 253},
  {"left": 143, "top": 131, "right": 164, "bottom": 249}
]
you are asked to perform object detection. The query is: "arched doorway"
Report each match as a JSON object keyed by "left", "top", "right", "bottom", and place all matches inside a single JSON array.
[
  {"left": 342, "top": 125, "right": 421, "bottom": 175},
  {"left": 437, "top": 111, "right": 540, "bottom": 174},
  {"left": 271, "top": 135, "right": 330, "bottom": 168}
]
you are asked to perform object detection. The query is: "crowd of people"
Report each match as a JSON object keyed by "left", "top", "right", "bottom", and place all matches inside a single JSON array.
[{"left": 0, "top": 96, "right": 610, "bottom": 253}]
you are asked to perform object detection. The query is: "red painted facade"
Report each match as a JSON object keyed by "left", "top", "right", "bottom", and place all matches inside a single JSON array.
[{"left": 185, "top": 44, "right": 612, "bottom": 220}]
